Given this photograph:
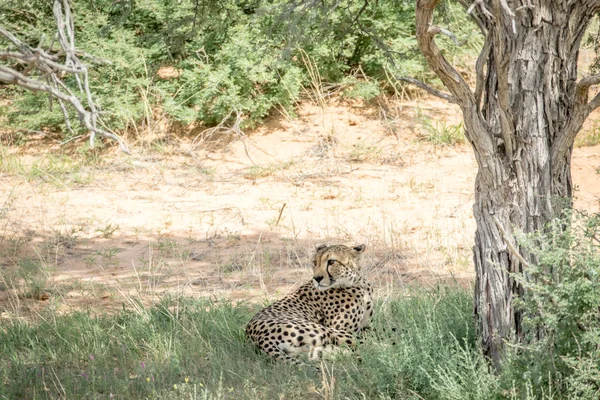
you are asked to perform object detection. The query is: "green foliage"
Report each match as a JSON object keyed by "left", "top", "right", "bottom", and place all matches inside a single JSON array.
[
  {"left": 502, "top": 210, "right": 600, "bottom": 399},
  {"left": 418, "top": 114, "right": 466, "bottom": 146},
  {"left": 0, "top": 288, "right": 504, "bottom": 399},
  {"left": 159, "top": 25, "right": 304, "bottom": 126},
  {"left": 14, "top": 258, "right": 49, "bottom": 299},
  {"left": 0, "top": 0, "right": 481, "bottom": 137},
  {"left": 576, "top": 122, "right": 600, "bottom": 147},
  {"left": 0, "top": 147, "right": 95, "bottom": 187},
  {"left": 343, "top": 77, "right": 382, "bottom": 101},
  {"left": 1, "top": 0, "right": 151, "bottom": 135},
  {"left": 349, "top": 287, "right": 497, "bottom": 400}
]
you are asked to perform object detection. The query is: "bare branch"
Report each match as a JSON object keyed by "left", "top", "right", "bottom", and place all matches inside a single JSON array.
[
  {"left": 437, "top": 28, "right": 460, "bottom": 46},
  {"left": 415, "top": 0, "right": 475, "bottom": 107},
  {"left": 586, "top": 90, "right": 600, "bottom": 113},
  {"left": 455, "top": 0, "right": 488, "bottom": 35},
  {"left": 576, "top": 73, "right": 600, "bottom": 92},
  {"left": 0, "top": 51, "right": 82, "bottom": 73},
  {"left": 474, "top": 34, "right": 492, "bottom": 110},
  {"left": 575, "top": 74, "right": 600, "bottom": 117},
  {"left": 467, "top": 0, "right": 493, "bottom": 21},
  {"left": 498, "top": 0, "right": 516, "bottom": 35},
  {"left": 0, "top": 66, "right": 128, "bottom": 153},
  {"left": 551, "top": 73, "right": 600, "bottom": 173},
  {"left": 0, "top": 0, "right": 128, "bottom": 153},
  {"left": 397, "top": 76, "right": 456, "bottom": 103},
  {"left": 415, "top": 0, "right": 494, "bottom": 155},
  {"left": 0, "top": 26, "right": 28, "bottom": 50},
  {"left": 54, "top": 0, "right": 99, "bottom": 130}
]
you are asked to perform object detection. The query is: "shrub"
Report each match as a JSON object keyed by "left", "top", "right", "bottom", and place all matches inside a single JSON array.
[
  {"left": 0, "top": 0, "right": 481, "bottom": 138},
  {"left": 501, "top": 210, "right": 600, "bottom": 398}
]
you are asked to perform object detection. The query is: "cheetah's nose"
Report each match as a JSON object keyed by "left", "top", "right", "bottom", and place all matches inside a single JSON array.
[{"left": 313, "top": 276, "right": 324, "bottom": 284}]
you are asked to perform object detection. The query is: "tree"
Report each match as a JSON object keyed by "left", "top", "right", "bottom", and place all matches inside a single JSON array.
[
  {"left": 413, "top": 0, "right": 600, "bottom": 367},
  {"left": 0, "top": 0, "right": 127, "bottom": 152}
]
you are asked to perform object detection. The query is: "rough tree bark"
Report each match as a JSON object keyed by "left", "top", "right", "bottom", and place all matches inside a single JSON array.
[{"left": 414, "top": 0, "right": 600, "bottom": 367}]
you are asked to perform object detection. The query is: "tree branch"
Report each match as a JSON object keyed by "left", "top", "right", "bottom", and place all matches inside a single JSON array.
[
  {"left": 0, "top": 66, "right": 128, "bottom": 153},
  {"left": 397, "top": 77, "right": 456, "bottom": 103},
  {"left": 576, "top": 73, "right": 600, "bottom": 94},
  {"left": 474, "top": 34, "right": 492, "bottom": 111},
  {"left": 586, "top": 90, "right": 600, "bottom": 113},
  {"left": 490, "top": 0, "right": 515, "bottom": 161},
  {"left": 578, "top": 74, "right": 600, "bottom": 115},
  {"left": 551, "top": 73, "right": 600, "bottom": 174},
  {"left": 415, "top": 0, "right": 475, "bottom": 107},
  {"left": 467, "top": 0, "right": 493, "bottom": 21},
  {"left": 0, "top": 51, "right": 81, "bottom": 74},
  {"left": 492, "top": 216, "right": 531, "bottom": 270},
  {"left": 415, "top": 0, "right": 494, "bottom": 155},
  {"left": 498, "top": 0, "right": 516, "bottom": 35},
  {"left": 0, "top": 0, "right": 128, "bottom": 153},
  {"left": 436, "top": 27, "right": 461, "bottom": 46},
  {"left": 455, "top": 0, "right": 488, "bottom": 35}
]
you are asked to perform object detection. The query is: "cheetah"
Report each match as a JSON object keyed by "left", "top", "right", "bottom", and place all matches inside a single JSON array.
[{"left": 245, "top": 244, "right": 373, "bottom": 364}]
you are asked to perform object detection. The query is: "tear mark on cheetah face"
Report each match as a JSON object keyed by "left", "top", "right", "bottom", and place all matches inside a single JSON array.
[{"left": 312, "top": 243, "right": 366, "bottom": 290}]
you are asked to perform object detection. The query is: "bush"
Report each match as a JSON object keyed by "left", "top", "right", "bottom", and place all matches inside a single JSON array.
[
  {"left": 0, "top": 0, "right": 481, "bottom": 137},
  {"left": 158, "top": 24, "right": 305, "bottom": 126},
  {"left": 501, "top": 210, "right": 600, "bottom": 399}
]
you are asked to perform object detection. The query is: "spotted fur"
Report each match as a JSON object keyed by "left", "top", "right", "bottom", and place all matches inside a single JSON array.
[{"left": 245, "top": 244, "right": 373, "bottom": 364}]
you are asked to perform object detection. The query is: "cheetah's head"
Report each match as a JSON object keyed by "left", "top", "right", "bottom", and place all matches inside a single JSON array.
[{"left": 311, "top": 244, "right": 366, "bottom": 290}]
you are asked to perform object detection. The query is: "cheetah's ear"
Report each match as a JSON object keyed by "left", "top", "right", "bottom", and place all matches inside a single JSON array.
[
  {"left": 353, "top": 244, "right": 366, "bottom": 253},
  {"left": 316, "top": 244, "right": 327, "bottom": 251}
]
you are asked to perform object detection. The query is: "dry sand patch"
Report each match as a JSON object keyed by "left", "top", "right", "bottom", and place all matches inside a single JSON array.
[{"left": 1, "top": 98, "right": 599, "bottom": 317}]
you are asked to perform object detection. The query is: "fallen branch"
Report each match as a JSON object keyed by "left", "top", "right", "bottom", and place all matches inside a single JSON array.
[
  {"left": 0, "top": 0, "right": 128, "bottom": 153},
  {"left": 0, "top": 66, "right": 127, "bottom": 152}
]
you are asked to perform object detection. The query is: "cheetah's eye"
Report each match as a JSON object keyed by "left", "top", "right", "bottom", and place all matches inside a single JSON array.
[{"left": 327, "top": 259, "right": 335, "bottom": 266}]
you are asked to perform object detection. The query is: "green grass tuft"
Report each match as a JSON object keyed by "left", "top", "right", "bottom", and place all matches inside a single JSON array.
[
  {"left": 0, "top": 288, "right": 503, "bottom": 399},
  {"left": 418, "top": 117, "right": 466, "bottom": 147}
]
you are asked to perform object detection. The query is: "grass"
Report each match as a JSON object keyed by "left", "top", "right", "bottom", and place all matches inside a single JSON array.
[
  {"left": 575, "top": 123, "right": 600, "bottom": 147},
  {"left": 417, "top": 117, "right": 465, "bottom": 147},
  {"left": 0, "top": 287, "right": 504, "bottom": 400},
  {"left": 347, "top": 142, "right": 382, "bottom": 163},
  {"left": 242, "top": 162, "right": 295, "bottom": 181},
  {"left": 96, "top": 222, "right": 120, "bottom": 239},
  {"left": 0, "top": 147, "right": 96, "bottom": 188}
]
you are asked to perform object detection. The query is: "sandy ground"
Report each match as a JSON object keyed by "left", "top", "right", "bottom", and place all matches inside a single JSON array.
[{"left": 1, "top": 97, "right": 599, "bottom": 317}]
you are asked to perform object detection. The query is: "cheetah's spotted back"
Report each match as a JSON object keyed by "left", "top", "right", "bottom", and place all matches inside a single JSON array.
[{"left": 245, "top": 244, "right": 373, "bottom": 364}]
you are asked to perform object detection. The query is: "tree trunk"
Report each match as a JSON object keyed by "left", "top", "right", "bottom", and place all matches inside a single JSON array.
[{"left": 415, "top": 0, "right": 600, "bottom": 367}]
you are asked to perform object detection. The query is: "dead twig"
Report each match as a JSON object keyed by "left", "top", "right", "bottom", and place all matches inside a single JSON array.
[
  {"left": 0, "top": 0, "right": 128, "bottom": 153},
  {"left": 275, "top": 203, "right": 286, "bottom": 227}
]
